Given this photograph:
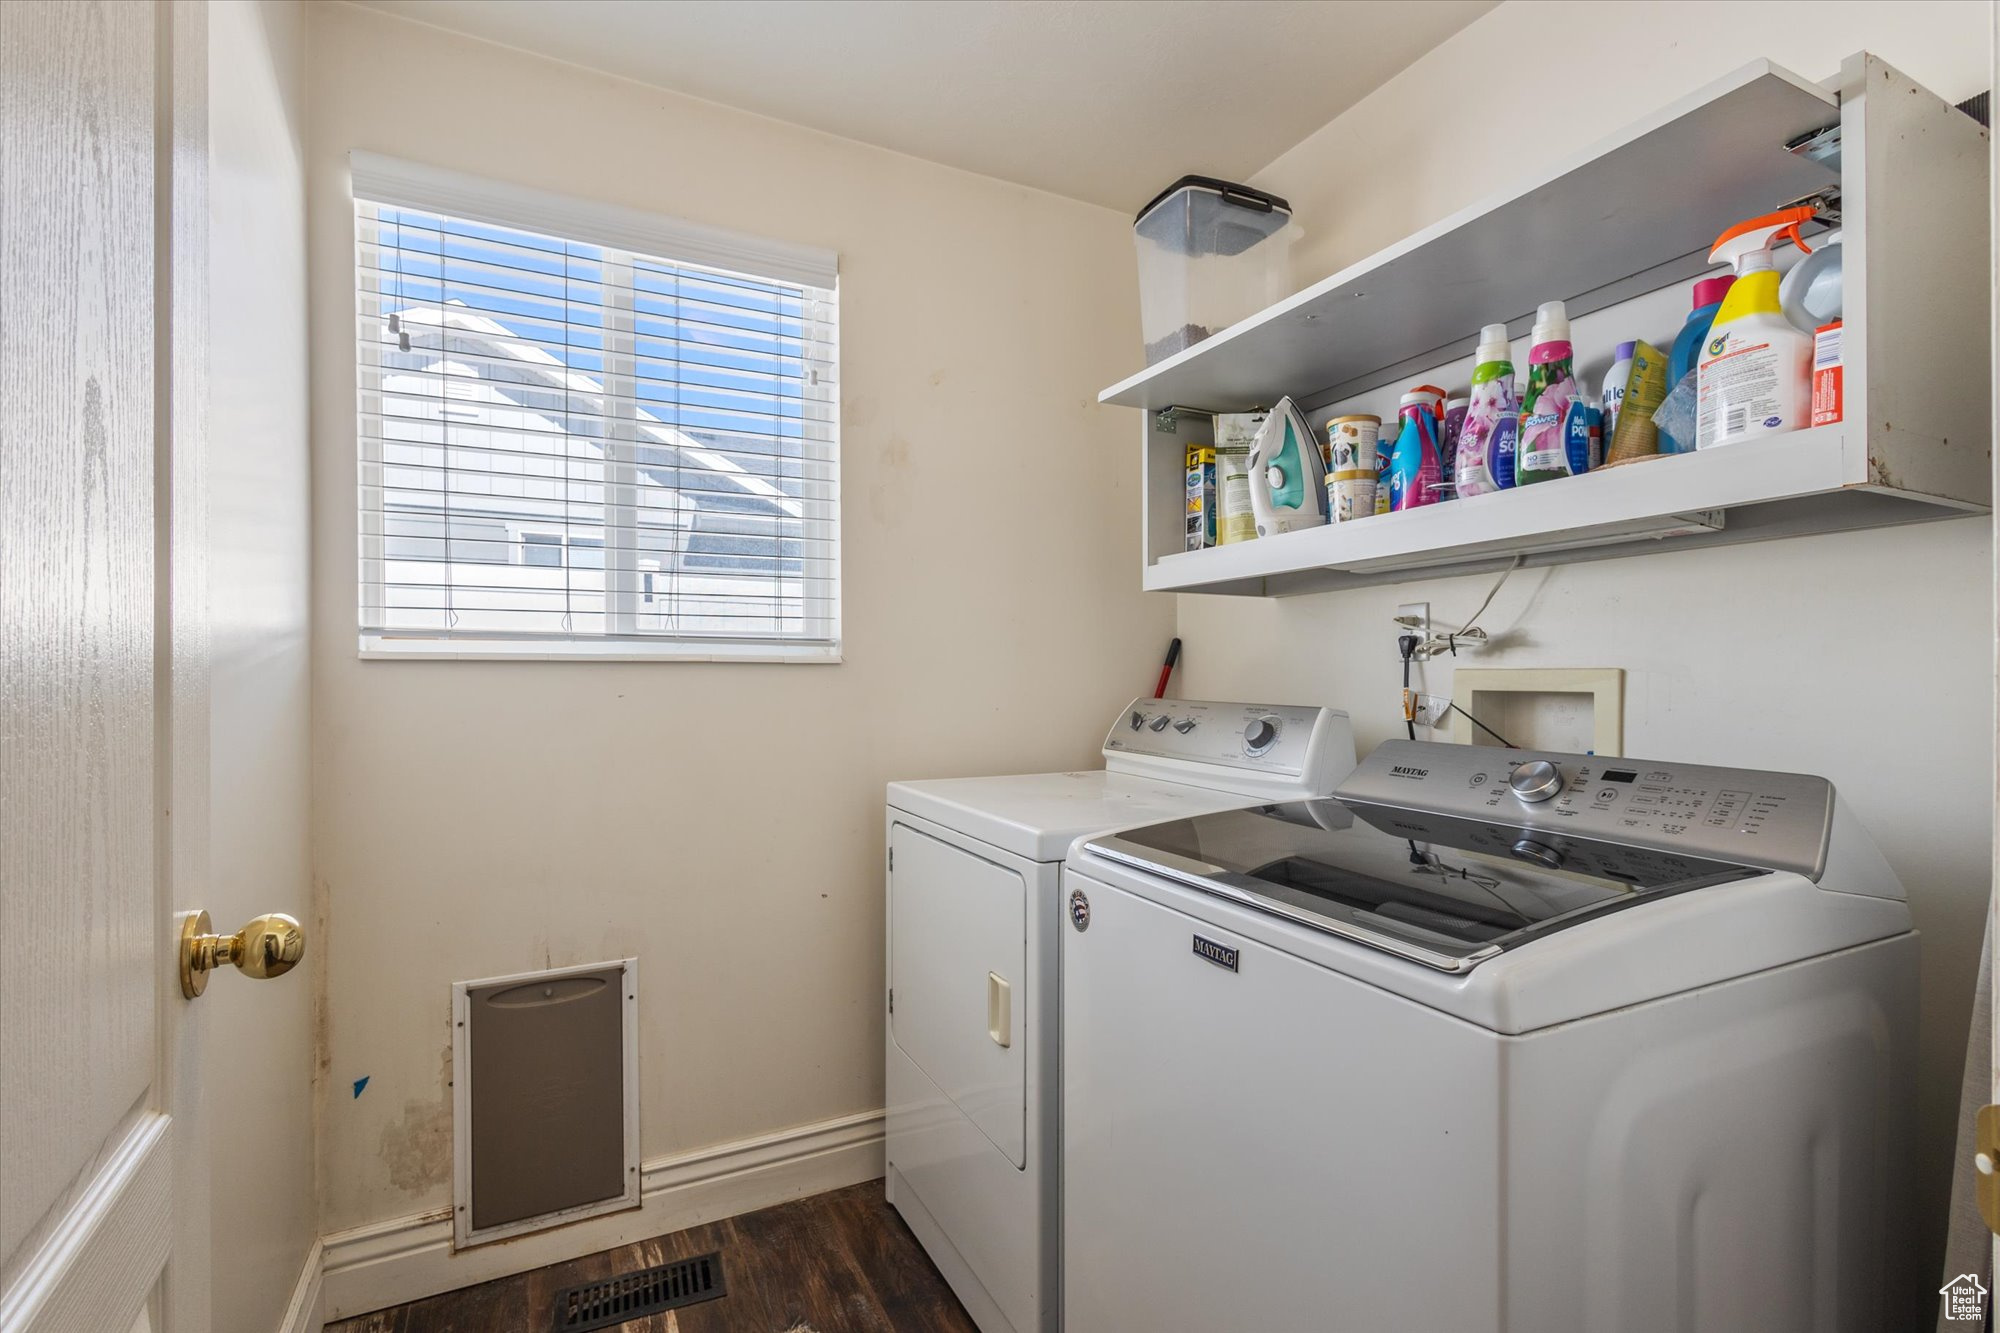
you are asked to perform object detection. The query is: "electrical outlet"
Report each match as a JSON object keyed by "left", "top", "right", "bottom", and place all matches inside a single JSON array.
[
  {"left": 1412, "top": 693, "right": 1451, "bottom": 729},
  {"left": 1395, "top": 601, "right": 1430, "bottom": 639}
]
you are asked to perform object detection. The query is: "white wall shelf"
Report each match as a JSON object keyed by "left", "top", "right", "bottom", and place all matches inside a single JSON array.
[
  {"left": 1109, "top": 53, "right": 1991, "bottom": 597},
  {"left": 1143, "top": 425, "right": 1980, "bottom": 596}
]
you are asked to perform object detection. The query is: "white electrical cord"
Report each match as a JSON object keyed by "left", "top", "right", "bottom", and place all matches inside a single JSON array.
[{"left": 1397, "top": 555, "right": 1523, "bottom": 660}]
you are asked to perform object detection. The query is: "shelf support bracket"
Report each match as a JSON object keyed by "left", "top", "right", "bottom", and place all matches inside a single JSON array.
[{"left": 1153, "top": 405, "right": 1214, "bottom": 434}]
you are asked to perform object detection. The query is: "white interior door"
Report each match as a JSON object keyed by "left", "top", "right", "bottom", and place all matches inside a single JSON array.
[
  {"left": 1, "top": 3, "right": 212, "bottom": 1331},
  {"left": 1990, "top": 0, "right": 2000, "bottom": 1301}
]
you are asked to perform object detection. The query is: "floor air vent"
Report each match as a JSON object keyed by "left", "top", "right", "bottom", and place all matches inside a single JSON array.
[{"left": 552, "top": 1252, "right": 726, "bottom": 1331}]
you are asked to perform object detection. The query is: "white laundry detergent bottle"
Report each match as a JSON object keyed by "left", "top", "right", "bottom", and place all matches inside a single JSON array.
[{"left": 1696, "top": 208, "right": 1814, "bottom": 449}]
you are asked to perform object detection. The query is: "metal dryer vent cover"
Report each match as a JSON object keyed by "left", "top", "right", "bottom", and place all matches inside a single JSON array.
[{"left": 552, "top": 1251, "right": 727, "bottom": 1331}]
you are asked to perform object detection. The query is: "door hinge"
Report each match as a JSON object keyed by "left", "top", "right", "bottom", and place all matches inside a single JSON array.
[
  {"left": 1976, "top": 1105, "right": 2000, "bottom": 1235},
  {"left": 888, "top": 987, "right": 894, "bottom": 1014}
]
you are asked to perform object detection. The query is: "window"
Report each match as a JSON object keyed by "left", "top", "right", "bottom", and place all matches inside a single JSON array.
[
  {"left": 352, "top": 153, "right": 840, "bottom": 660},
  {"left": 519, "top": 533, "right": 563, "bottom": 568}
]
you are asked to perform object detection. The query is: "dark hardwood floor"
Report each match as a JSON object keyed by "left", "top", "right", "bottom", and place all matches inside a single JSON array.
[{"left": 327, "top": 1181, "right": 977, "bottom": 1333}]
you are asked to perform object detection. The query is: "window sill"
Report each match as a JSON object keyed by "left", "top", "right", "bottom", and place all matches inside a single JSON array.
[{"left": 359, "top": 635, "right": 842, "bottom": 664}]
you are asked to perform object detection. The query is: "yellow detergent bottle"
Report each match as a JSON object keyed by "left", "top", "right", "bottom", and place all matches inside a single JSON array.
[{"left": 1696, "top": 207, "right": 1815, "bottom": 449}]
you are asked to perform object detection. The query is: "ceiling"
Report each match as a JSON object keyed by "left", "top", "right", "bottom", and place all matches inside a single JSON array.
[{"left": 349, "top": 0, "right": 1496, "bottom": 212}]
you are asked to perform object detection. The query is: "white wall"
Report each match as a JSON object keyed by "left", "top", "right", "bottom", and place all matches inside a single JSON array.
[
  {"left": 1262, "top": 1, "right": 1991, "bottom": 292},
  {"left": 305, "top": 2, "right": 1167, "bottom": 1236},
  {"left": 1174, "top": 0, "right": 1992, "bottom": 1303},
  {"left": 206, "top": 1, "right": 316, "bottom": 1328}
]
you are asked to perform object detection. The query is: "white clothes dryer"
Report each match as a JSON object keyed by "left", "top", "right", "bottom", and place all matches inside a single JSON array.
[{"left": 885, "top": 698, "right": 1356, "bottom": 1333}]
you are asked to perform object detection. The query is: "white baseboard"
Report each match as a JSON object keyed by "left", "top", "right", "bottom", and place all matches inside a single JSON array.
[
  {"left": 319, "top": 1108, "right": 884, "bottom": 1323},
  {"left": 276, "top": 1239, "right": 325, "bottom": 1333}
]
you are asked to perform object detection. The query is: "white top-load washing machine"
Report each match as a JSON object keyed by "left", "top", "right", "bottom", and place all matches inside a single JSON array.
[
  {"left": 885, "top": 698, "right": 1356, "bottom": 1333},
  {"left": 1062, "top": 739, "right": 1917, "bottom": 1333}
]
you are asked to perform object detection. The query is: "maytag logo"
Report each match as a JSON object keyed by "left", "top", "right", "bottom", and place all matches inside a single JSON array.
[
  {"left": 1192, "top": 935, "right": 1239, "bottom": 972},
  {"left": 1390, "top": 765, "right": 1430, "bottom": 779}
]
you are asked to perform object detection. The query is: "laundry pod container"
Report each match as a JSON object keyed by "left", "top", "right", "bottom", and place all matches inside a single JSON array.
[{"left": 1134, "top": 176, "right": 1296, "bottom": 364}]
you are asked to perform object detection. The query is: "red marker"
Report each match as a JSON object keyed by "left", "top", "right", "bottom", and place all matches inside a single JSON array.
[{"left": 1153, "top": 637, "right": 1182, "bottom": 699}]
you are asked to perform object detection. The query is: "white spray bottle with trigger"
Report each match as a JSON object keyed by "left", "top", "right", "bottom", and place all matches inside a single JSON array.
[{"left": 1696, "top": 207, "right": 1815, "bottom": 449}]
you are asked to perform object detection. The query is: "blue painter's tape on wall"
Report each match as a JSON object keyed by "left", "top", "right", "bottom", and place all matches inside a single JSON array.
[{"left": 352, "top": 1075, "right": 370, "bottom": 1099}]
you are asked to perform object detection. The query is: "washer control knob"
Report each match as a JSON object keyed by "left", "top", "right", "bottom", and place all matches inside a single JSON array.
[
  {"left": 1509, "top": 760, "right": 1563, "bottom": 803},
  {"left": 1243, "top": 717, "right": 1280, "bottom": 755},
  {"left": 1149, "top": 714, "right": 1171, "bottom": 732},
  {"left": 1511, "top": 839, "right": 1564, "bottom": 870},
  {"left": 1173, "top": 718, "right": 1197, "bottom": 735},
  {"left": 1130, "top": 711, "right": 1146, "bottom": 732}
]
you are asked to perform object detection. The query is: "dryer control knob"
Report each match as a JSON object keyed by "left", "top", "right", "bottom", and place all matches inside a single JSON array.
[
  {"left": 1149, "top": 714, "right": 1171, "bottom": 732},
  {"left": 1130, "top": 711, "right": 1146, "bottom": 732},
  {"left": 1509, "top": 760, "right": 1563, "bottom": 803},
  {"left": 1243, "top": 717, "right": 1280, "bottom": 755}
]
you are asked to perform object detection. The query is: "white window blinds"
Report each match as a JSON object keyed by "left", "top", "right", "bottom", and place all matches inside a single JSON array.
[{"left": 351, "top": 153, "right": 840, "bottom": 660}]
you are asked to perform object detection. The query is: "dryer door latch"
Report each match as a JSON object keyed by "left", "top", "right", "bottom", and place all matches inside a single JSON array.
[{"left": 987, "top": 973, "right": 1011, "bottom": 1048}]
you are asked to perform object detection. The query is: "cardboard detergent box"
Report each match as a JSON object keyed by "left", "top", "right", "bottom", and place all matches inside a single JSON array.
[{"left": 1185, "top": 443, "right": 1217, "bottom": 550}]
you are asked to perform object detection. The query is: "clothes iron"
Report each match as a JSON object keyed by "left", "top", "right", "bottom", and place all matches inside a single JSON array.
[{"left": 1247, "top": 396, "right": 1327, "bottom": 537}]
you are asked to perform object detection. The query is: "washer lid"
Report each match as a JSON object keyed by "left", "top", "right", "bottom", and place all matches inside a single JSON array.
[{"left": 1085, "top": 799, "right": 1765, "bottom": 973}]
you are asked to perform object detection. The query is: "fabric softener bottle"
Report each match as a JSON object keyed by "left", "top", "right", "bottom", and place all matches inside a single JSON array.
[
  {"left": 1659, "top": 275, "right": 1734, "bottom": 454},
  {"left": 1669, "top": 275, "right": 1735, "bottom": 391},
  {"left": 1515, "top": 302, "right": 1585, "bottom": 485},
  {"left": 1454, "top": 324, "right": 1517, "bottom": 498}
]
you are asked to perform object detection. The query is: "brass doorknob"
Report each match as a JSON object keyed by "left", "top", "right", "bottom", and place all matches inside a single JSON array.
[{"left": 179, "top": 910, "right": 306, "bottom": 998}]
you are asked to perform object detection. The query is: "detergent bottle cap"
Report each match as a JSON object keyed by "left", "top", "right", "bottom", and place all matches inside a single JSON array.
[
  {"left": 1692, "top": 275, "right": 1736, "bottom": 309},
  {"left": 1613, "top": 341, "right": 1636, "bottom": 361},
  {"left": 1475, "top": 323, "right": 1512, "bottom": 364},
  {"left": 1531, "top": 301, "right": 1569, "bottom": 345}
]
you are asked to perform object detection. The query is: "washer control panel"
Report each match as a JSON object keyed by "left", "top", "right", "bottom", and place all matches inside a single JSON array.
[
  {"left": 1105, "top": 699, "right": 1324, "bottom": 776},
  {"left": 1336, "top": 739, "right": 1834, "bottom": 879}
]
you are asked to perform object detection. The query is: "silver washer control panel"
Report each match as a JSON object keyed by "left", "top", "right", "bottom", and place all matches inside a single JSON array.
[
  {"left": 1336, "top": 740, "right": 1835, "bottom": 879},
  {"left": 1105, "top": 699, "right": 1326, "bottom": 776}
]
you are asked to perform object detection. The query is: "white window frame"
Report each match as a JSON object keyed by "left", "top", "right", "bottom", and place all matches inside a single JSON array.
[{"left": 351, "top": 153, "right": 841, "bottom": 663}]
